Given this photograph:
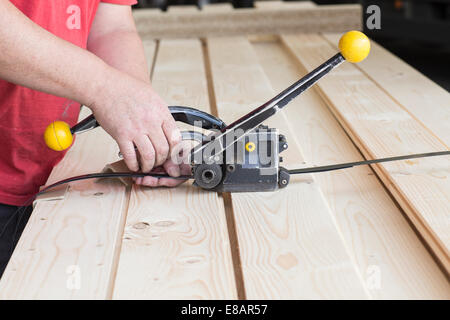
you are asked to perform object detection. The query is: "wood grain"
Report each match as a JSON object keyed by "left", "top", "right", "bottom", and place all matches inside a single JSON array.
[
  {"left": 3, "top": 31, "right": 448, "bottom": 299},
  {"left": 207, "top": 36, "right": 369, "bottom": 299},
  {"left": 255, "top": 0, "right": 317, "bottom": 9},
  {"left": 202, "top": 3, "right": 233, "bottom": 12},
  {"left": 0, "top": 101, "right": 129, "bottom": 299},
  {"left": 134, "top": 5, "right": 362, "bottom": 39},
  {"left": 253, "top": 39, "right": 450, "bottom": 298},
  {"left": 0, "top": 41, "right": 159, "bottom": 299},
  {"left": 167, "top": 5, "right": 199, "bottom": 13},
  {"left": 112, "top": 39, "right": 237, "bottom": 299},
  {"left": 323, "top": 33, "right": 450, "bottom": 148},
  {"left": 282, "top": 34, "right": 450, "bottom": 273}
]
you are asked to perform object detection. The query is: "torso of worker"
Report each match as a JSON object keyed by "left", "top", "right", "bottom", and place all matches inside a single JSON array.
[{"left": 0, "top": 0, "right": 135, "bottom": 206}]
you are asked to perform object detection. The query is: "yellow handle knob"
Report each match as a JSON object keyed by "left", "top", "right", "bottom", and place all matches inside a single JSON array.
[
  {"left": 339, "top": 31, "right": 371, "bottom": 63},
  {"left": 44, "top": 121, "right": 73, "bottom": 151}
]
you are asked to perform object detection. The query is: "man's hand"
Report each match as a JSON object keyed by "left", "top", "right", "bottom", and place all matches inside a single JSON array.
[
  {"left": 91, "top": 73, "right": 184, "bottom": 182},
  {"left": 87, "top": 3, "right": 187, "bottom": 187},
  {"left": 134, "top": 162, "right": 192, "bottom": 187}
]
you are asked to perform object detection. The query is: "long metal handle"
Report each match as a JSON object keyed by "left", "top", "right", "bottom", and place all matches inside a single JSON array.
[
  {"left": 192, "top": 53, "right": 346, "bottom": 162},
  {"left": 222, "top": 53, "right": 344, "bottom": 132}
]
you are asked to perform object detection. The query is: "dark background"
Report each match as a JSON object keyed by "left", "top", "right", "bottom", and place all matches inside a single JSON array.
[{"left": 133, "top": 0, "right": 450, "bottom": 92}]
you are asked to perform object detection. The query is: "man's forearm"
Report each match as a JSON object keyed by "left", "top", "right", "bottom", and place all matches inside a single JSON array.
[
  {"left": 86, "top": 2, "right": 150, "bottom": 84},
  {"left": 0, "top": 0, "right": 182, "bottom": 181},
  {"left": 0, "top": 0, "right": 121, "bottom": 107},
  {"left": 87, "top": 29, "right": 150, "bottom": 84}
]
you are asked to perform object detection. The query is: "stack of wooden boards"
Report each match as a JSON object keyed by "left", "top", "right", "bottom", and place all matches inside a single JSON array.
[
  {"left": 133, "top": 1, "right": 361, "bottom": 38},
  {"left": 0, "top": 2, "right": 449, "bottom": 299}
]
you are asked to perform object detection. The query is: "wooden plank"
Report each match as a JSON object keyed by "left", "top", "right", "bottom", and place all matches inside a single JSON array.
[
  {"left": 253, "top": 40, "right": 450, "bottom": 298},
  {"left": 202, "top": 3, "right": 233, "bottom": 12},
  {"left": 167, "top": 5, "right": 199, "bottom": 13},
  {"left": 207, "top": 37, "right": 369, "bottom": 299},
  {"left": 112, "top": 39, "right": 237, "bottom": 299},
  {"left": 282, "top": 34, "right": 450, "bottom": 273},
  {"left": 0, "top": 99, "right": 126, "bottom": 299},
  {"left": 0, "top": 41, "right": 157, "bottom": 300},
  {"left": 134, "top": 5, "right": 362, "bottom": 39},
  {"left": 255, "top": 1, "right": 317, "bottom": 9},
  {"left": 323, "top": 33, "right": 450, "bottom": 147},
  {"left": 142, "top": 39, "right": 157, "bottom": 76}
]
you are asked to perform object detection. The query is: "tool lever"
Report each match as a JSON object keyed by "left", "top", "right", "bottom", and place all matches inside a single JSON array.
[
  {"left": 71, "top": 114, "right": 98, "bottom": 134},
  {"left": 70, "top": 106, "right": 225, "bottom": 136},
  {"left": 274, "top": 53, "right": 344, "bottom": 109},
  {"left": 223, "top": 53, "right": 345, "bottom": 132},
  {"left": 193, "top": 53, "right": 346, "bottom": 160},
  {"left": 169, "top": 106, "right": 226, "bottom": 130}
]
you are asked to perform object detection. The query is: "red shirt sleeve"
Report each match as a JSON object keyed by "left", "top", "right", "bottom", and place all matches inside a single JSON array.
[{"left": 101, "top": 0, "right": 138, "bottom": 5}]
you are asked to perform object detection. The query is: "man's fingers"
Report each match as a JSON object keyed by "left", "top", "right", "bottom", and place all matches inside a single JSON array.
[
  {"left": 137, "top": 176, "right": 187, "bottom": 187},
  {"left": 140, "top": 176, "right": 159, "bottom": 187},
  {"left": 139, "top": 176, "right": 186, "bottom": 187},
  {"left": 135, "top": 160, "right": 191, "bottom": 188},
  {"left": 180, "top": 163, "right": 192, "bottom": 176},
  {"left": 155, "top": 161, "right": 190, "bottom": 187},
  {"left": 163, "top": 159, "right": 181, "bottom": 177},
  {"left": 118, "top": 140, "right": 139, "bottom": 172},
  {"left": 134, "top": 135, "right": 155, "bottom": 173},
  {"left": 157, "top": 178, "right": 187, "bottom": 187},
  {"left": 148, "top": 129, "right": 170, "bottom": 167},
  {"left": 162, "top": 119, "right": 182, "bottom": 153}
]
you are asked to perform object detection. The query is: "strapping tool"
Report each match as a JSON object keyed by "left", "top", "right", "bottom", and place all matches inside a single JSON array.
[{"left": 42, "top": 31, "right": 449, "bottom": 195}]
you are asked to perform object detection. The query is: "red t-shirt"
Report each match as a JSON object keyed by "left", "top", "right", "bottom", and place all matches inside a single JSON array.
[{"left": 0, "top": 0, "right": 137, "bottom": 206}]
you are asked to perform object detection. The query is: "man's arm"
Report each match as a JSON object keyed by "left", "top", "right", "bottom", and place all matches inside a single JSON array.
[
  {"left": 87, "top": 3, "right": 150, "bottom": 84},
  {"left": 88, "top": 3, "right": 185, "bottom": 186},
  {"left": 0, "top": 0, "right": 105, "bottom": 106},
  {"left": 0, "top": 0, "right": 181, "bottom": 179},
  {"left": 86, "top": 3, "right": 184, "bottom": 186}
]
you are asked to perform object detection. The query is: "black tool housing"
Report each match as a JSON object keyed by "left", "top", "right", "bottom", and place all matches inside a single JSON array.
[{"left": 192, "top": 125, "right": 289, "bottom": 192}]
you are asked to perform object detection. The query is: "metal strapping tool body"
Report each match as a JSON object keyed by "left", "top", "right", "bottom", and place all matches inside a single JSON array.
[{"left": 42, "top": 31, "right": 449, "bottom": 195}]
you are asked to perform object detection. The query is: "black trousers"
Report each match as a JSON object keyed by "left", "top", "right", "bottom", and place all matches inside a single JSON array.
[{"left": 0, "top": 203, "right": 32, "bottom": 278}]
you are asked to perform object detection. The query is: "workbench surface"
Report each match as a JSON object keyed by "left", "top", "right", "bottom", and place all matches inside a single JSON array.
[{"left": 0, "top": 22, "right": 449, "bottom": 299}]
